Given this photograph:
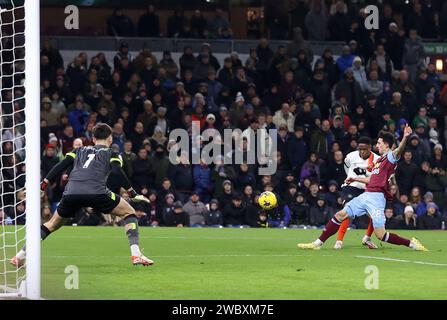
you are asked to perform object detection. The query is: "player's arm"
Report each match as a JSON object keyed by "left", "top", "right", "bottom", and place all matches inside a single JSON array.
[
  {"left": 343, "top": 153, "right": 351, "bottom": 175},
  {"left": 345, "top": 176, "right": 370, "bottom": 185},
  {"left": 110, "top": 154, "right": 149, "bottom": 203},
  {"left": 393, "top": 124, "right": 412, "bottom": 160},
  {"left": 41, "top": 151, "right": 76, "bottom": 191}
]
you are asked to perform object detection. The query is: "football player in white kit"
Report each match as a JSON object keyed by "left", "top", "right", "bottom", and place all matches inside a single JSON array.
[{"left": 334, "top": 137, "right": 380, "bottom": 249}]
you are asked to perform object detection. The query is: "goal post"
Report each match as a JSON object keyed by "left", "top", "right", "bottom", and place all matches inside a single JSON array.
[
  {"left": 0, "top": 0, "right": 40, "bottom": 299},
  {"left": 24, "top": 0, "right": 41, "bottom": 300}
]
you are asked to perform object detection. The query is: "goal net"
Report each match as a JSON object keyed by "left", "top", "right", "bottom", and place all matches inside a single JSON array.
[{"left": 0, "top": 0, "right": 40, "bottom": 299}]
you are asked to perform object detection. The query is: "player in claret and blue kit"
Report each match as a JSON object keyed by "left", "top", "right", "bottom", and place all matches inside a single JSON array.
[
  {"left": 297, "top": 125, "right": 428, "bottom": 251},
  {"left": 11, "top": 123, "right": 154, "bottom": 267}
]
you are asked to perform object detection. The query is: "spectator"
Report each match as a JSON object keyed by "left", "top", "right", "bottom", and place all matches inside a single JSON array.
[
  {"left": 183, "top": 192, "right": 207, "bottom": 227},
  {"left": 159, "top": 51, "right": 179, "bottom": 82},
  {"left": 334, "top": 68, "right": 364, "bottom": 110},
  {"left": 287, "top": 192, "right": 310, "bottom": 227},
  {"left": 113, "top": 42, "right": 134, "bottom": 70},
  {"left": 328, "top": 1, "right": 349, "bottom": 41},
  {"left": 152, "top": 143, "right": 170, "bottom": 189},
  {"left": 417, "top": 202, "right": 442, "bottom": 229},
  {"left": 41, "top": 96, "right": 60, "bottom": 128},
  {"left": 396, "top": 150, "right": 419, "bottom": 196},
  {"left": 132, "top": 147, "right": 153, "bottom": 191},
  {"left": 402, "top": 29, "right": 426, "bottom": 83},
  {"left": 287, "top": 27, "right": 313, "bottom": 63},
  {"left": 412, "top": 106, "right": 429, "bottom": 129},
  {"left": 300, "top": 153, "right": 321, "bottom": 184},
  {"left": 167, "top": 8, "right": 186, "bottom": 37},
  {"left": 368, "top": 44, "right": 394, "bottom": 81},
  {"left": 264, "top": 0, "right": 289, "bottom": 40},
  {"left": 112, "top": 123, "right": 126, "bottom": 152},
  {"left": 222, "top": 193, "right": 246, "bottom": 227},
  {"left": 193, "top": 159, "right": 213, "bottom": 203},
  {"left": 137, "top": 5, "right": 160, "bottom": 37},
  {"left": 309, "top": 194, "right": 332, "bottom": 227},
  {"left": 352, "top": 57, "right": 367, "bottom": 92},
  {"left": 107, "top": 8, "right": 135, "bottom": 37},
  {"left": 190, "top": 10, "right": 208, "bottom": 38},
  {"left": 205, "top": 199, "right": 223, "bottom": 227},
  {"left": 415, "top": 191, "right": 437, "bottom": 217},
  {"left": 326, "top": 151, "right": 345, "bottom": 186},
  {"left": 384, "top": 207, "right": 401, "bottom": 229},
  {"left": 122, "top": 140, "right": 137, "bottom": 178},
  {"left": 272, "top": 103, "right": 295, "bottom": 133},
  {"left": 366, "top": 70, "right": 383, "bottom": 98},
  {"left": 310, "top": 119, "right": 334, "bottom": 161},
  {"left": 193, "top": 53, "right": 214, "bottom": 82},
  {"left": 336, "top": 45, "right": 355, "bottom": 75},
  {"left": 397, "top": 205, "right": 418, "bottom": 230},
  {"left": 287, "top": 127, "right": 308, "bottom": 172},
  {"left": 209, "top": 8, "right": 230, "bottom": 39},
  {"left": 164, "top": 201, "right": 189, "bottom": 227},
  {"left": 305, "top": 0, "right": 328, "bottom": 41},
  {"left": 41, "top": 144, "right": 59, "bottom": 178}
]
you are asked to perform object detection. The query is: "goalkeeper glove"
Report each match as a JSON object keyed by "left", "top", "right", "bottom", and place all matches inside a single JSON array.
[
  {"left": 127, "top": 188, "right": 150, "bottom": 204},
  {"left": 40, "top": 178, "right": 49, "bottom": 191},
  {"left": 40, "top": 179, "right": 50, "bottom": 197}
]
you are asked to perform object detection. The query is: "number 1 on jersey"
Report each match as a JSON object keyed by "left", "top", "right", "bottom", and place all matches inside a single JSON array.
[{"left": 83, "top": 154, "right": 95, "bottom": 168}]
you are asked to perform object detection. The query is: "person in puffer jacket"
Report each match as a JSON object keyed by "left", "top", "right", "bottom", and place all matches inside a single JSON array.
[
  {"left": 193, "top": 159, "right": 213, "bottom": 203},
  {"left": 205, "top": 199, "right": 223, "bottom": 227}
]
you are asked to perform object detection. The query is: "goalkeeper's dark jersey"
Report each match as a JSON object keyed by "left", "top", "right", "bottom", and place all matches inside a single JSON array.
[{"left": 64, "top": 145, "right": 122, "bottom": 195}]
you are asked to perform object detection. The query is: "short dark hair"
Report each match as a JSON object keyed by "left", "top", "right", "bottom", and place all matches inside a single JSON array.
[
  {"left": 92, "top": 123, "right": 112, "bottom": 140},
  {"left": 358, "top": 136, "right": 372, "bottom": 145},
  {"left": 378, "top": 131, "right": 395, "bottom": 148}
]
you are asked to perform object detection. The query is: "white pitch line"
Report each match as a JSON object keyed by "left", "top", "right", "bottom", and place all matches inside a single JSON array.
[
  {"left": 356, "top": 255, "right": 447, "bottom": 267},
  {"left": 45, "top": 253, "right": 334, "bottom": 259}
]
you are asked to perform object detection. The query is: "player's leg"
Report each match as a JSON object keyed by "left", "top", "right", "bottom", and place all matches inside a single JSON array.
[
  {"left": 297, "top": 209, "right": 349, "bottom": 250},
  {"left": 362, "top": 218, "right": 378, "bottom": 249},
  {"left": 109, "top": 195, "right": 154, "bottom": 266},
  {"left": 335, "top": 187, "right": 361, "bottom": 249},
  {"left": 11, "top": 210, "right": 68, "bottom": 267},
  {"left": 367, "top": 195, "right": 427, "bottom": 251},
  {"left": 298, "top": 193, "right": 369, "bottom": 249},
  {"left": 334, "top": 218, "right": 351, "bottom": 249},
  {"left": 373, "top": 227, "right": 426, "bottom": 250}
]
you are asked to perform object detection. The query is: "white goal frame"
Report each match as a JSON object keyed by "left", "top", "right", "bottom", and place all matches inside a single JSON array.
[
  {"left": 2, "top": 0, "right": 41, "bottom": 300},
  {"left": 0, "top": 0, "right": 41, "bottom": 299},
  {"left": 24, "top": 0, "right": 41, "bottom": 300}
]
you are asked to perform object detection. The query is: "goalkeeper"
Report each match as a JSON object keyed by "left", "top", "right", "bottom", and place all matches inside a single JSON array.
[{"left": 11, "top": 123, "right": 154, "bottom": 267}]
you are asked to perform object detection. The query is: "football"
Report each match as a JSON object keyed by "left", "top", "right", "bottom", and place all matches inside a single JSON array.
[{"left": 258, "top": 191, "right": 277, "bottom": 210}]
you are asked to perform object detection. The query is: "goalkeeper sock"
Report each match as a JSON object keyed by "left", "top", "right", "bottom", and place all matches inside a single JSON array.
[
  {"left": 41, "top": 225, "right": 51, "bottom": 240},
  {"left": 21, "top": 225, "right": 52, "bottom": 254},
  {"left": 124, "top": 214, "right": 141, "bottom": 256}
]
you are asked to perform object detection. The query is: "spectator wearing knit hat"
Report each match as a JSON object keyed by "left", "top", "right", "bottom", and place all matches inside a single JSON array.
[{"left": 417, "top": 202, "right": 442, "bottom": 229}]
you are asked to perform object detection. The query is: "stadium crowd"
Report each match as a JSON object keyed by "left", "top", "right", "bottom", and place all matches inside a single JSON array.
[
  {"left": 101, "top": 0, "right": 447, "bottom": 41},
  {"left": 1, "top": 1, "right": 447, "bottom": 230}
]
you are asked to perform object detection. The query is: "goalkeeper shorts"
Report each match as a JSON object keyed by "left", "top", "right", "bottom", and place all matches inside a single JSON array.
[{"left": 57, "top": 192, "right": 121, "bottom": 218}]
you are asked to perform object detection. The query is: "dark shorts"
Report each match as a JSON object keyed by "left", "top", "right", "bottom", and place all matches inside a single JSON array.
[
  {"left": 57, "top": 192, "right": 121, "bottom": 218},
  {"left": 341, "top": 186, "right": 365, "bottom": 204}
]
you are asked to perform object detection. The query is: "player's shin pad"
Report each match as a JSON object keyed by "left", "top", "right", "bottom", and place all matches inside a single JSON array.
[{"left": 124, "top": 214, "right": 139, "bottom": 246}]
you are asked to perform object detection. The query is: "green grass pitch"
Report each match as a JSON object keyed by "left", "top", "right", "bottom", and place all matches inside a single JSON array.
[{"left": 4, "top": 227, "right": 447, "bottom": 299}]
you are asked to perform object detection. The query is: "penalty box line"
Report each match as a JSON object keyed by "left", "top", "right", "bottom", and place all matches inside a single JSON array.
[{"left": 356, "top": 255, "right": 447, "bottom": 267}]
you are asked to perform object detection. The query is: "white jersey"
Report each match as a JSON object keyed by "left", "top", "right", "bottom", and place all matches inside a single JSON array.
[{"left": 343, "top": 151, "right": 380, "bottom": 190}]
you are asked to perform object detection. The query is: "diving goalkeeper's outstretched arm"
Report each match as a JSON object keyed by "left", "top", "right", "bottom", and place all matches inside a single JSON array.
[{"left": 40, "top": 152, "right": 75, "bottom": 190}]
